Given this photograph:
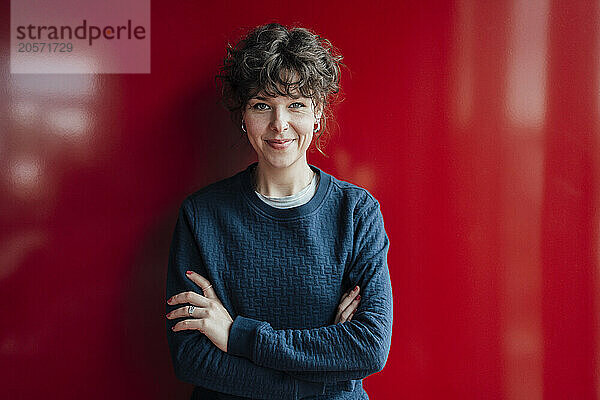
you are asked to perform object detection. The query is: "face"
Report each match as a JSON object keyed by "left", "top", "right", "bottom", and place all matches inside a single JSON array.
[{"left": 242, "top": 91, "right": 322, "bottom": 170}]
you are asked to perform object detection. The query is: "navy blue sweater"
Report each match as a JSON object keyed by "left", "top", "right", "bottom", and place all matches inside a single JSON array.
[{"left": 166, "top": 163, "right": 393, "bottom": 399}]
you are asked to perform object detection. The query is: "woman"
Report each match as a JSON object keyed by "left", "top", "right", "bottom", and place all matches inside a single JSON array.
[{"left": 166, "top": 23, "right": 393, "bottom": 399}]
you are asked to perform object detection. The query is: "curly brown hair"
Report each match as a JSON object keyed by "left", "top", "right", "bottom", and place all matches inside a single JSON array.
[{"left": 216, "top": 22, "right": 344, "bottom": 154}]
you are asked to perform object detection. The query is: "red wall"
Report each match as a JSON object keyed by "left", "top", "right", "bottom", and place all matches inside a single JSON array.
[{"left": 1, "top": 0, "right": 598, "bottom": 399}]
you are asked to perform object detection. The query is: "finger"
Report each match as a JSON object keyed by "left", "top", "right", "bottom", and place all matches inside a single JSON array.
[
  {"left": 348, "top": 308, "right": 358, "bottom": 321},
  {"left": 346, "top": 284, "right": 359, "bottom": 295},
  {"left": 334, "top": 286, "right": 360, "bottom": 323},
  {"left": 172, "top": 318, "right": 206, "bottom": 332},
  {"left": 337, "top": 286, "right": 360, "bottom": 314},
  {"left": 186, "top": 270, "right": 218, "bottom": 300},
  {"left": 167, "top": 291, "right": 210, "bottom": 307},
  {"left": 340, "top": 295, "right": 361, "bottom": 321},
  {"left": 166, "top": 306, "right": 208, "bottom": 320}
]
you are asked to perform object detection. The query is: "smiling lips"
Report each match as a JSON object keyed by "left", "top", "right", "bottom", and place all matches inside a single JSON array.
[{"left": 266, "top": 138, "right": 295, "bottom": 150}]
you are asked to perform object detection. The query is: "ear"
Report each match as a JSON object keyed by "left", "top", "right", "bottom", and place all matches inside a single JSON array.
[{"left": 313, "top": 101, "right": 323, "bottom": 120}]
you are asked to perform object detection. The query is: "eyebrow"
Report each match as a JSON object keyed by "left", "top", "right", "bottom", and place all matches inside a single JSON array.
[{"left": 250, "top": 95, "right": 306, "bottom": 101}]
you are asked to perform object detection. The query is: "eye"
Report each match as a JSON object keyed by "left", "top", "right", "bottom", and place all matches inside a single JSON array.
[
  {"left": 289, "top": 102, "right": 305, "bottom": 108},
  {"left": 252, "top": 103, "right": 270, "bottom": 110}
]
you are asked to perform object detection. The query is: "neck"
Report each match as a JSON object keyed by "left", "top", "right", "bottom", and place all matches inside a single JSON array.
[{"left": 254, "top": 160, "right": 314, "bottom": 197}]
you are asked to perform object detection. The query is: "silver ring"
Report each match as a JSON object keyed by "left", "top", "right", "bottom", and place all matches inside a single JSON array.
[
  {"left": 188, "top": 305, "right": 195, "bottom": 316},
  {"left": 202, "top": 284, "right": 212, "bottom": 291}
]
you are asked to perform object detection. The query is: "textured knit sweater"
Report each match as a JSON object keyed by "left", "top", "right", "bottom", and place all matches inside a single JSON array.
[{"left": 165, "top": 162, "right": 393, "bottom": 400}]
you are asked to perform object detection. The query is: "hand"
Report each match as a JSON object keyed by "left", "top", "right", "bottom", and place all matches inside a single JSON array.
[
  {"left": 334, "top": 285, "right": 361, "bottom": 324},
  {"left": 166, "top": 271, "right": 233, "bottom": 353}
]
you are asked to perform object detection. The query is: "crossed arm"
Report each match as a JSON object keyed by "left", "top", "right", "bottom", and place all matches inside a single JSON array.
[
  {"left": 165, "top": 198, "right": 393, "bottom": 398},
  {"left": 223, "top": 200, "right": 393, "bottom": 383}
]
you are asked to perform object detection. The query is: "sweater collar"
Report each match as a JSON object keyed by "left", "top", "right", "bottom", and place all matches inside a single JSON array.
[{"left": 240, "top": 162, "right": 331, "bottom": 219}]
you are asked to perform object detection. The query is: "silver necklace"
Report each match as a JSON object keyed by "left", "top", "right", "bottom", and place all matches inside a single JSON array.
[{"left": 253, "top": 165, "right": 315, "bottom": 195}]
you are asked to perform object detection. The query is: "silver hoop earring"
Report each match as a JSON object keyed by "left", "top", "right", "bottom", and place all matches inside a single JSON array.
[
  {"left": 313, "top": 120, "right": 321, "bottom": 133},
  {"left": 241, "top": 120, "right": 247, "bottom": 133}
]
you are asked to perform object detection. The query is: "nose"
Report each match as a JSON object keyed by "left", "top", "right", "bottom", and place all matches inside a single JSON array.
[{"left": 269, "top": 108, "right": 289, "bottom": 133}]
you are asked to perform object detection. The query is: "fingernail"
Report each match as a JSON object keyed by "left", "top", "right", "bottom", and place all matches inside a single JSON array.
[
  {"left": 166, "top": 312, "right": 171, "bottom": 318},
  {"left": 167, "top": 297, "right": 173, "bottom": 304},
  {"left": 352, "top": 308, "right": 357, "bottom": 314},
  {"left": 186, "top": 270, "right": 193, "bottom": 275},
  {"left": 354, "top": 286, "right": 359, "bottom": 292},
  {"left": 356, "top": 295, "right": 361, "bottom": 301}
]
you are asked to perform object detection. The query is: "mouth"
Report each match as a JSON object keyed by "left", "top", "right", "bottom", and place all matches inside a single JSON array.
[{"left": 265, "top": 138, "right": 295, "bottom": 150}]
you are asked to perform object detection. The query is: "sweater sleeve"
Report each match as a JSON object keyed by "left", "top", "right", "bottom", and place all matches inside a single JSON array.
[
  {"left": 227, "top": 198, "right": 393, "bottom": 381},
  {"left": 166, "top": 198, "right": 332, "bottom": 399}
]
